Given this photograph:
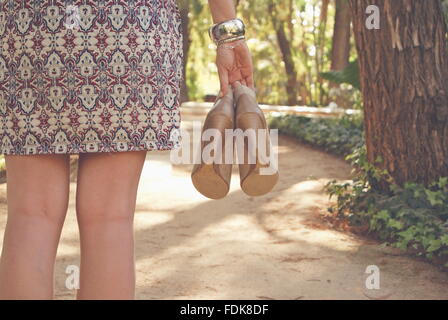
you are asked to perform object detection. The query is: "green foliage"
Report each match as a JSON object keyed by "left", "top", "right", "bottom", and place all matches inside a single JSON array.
[
  {"left": 184, "top": 0, "right": 217, "bottom": 101},
  {"left": 269, "top": 110, "right": 448, "bottom": 266},
  {"left": 320, "top": 60, "right": 361, "bottom": 90},
  {"left": 186, "top": 0, "right": 358, "bottom": 105},
  {"left": 268, "top": 114, "right": 364, "bottom": 156},
  {"left": 326, "top": 147, "right": 448, "bottom": 266}
]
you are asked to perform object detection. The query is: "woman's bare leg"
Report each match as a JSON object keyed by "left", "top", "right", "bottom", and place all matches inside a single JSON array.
[
  {"left": 0, "top": 154, "right": 71, "bottom": 299},
  {"left": 75, "top": 151, "right": 146, "bottom": 300}
]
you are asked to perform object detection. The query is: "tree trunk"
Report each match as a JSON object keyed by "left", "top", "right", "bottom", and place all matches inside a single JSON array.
[
  {"left": 179, "top": 0, "right": 190, "bottom": 103},
  {"left": 288, "top": 0, "right": 295, "bottom": 42},
  {"left": 268, "top": 1, "right": 299, "bottom": 106},
  {"left": 349, "top": 0, "right": 448, "bottom": 187},
  {"left": 331, "top": 0, "right": 351, "bottom": 71},
  {"left": 317, "top": 0, "right": 330, "bottom": 104}
]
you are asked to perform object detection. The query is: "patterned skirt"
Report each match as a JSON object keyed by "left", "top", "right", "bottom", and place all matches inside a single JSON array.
[{"left": 0, "top": 0, "right": 183, "bottom": 155}]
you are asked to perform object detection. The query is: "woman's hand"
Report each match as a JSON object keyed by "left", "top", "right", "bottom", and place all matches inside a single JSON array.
[{"left": 216, "top": 39, "right": 254, "bottom": 97}]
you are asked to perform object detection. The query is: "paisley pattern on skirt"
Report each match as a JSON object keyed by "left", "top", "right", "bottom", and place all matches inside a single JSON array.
[{"left": 0, "top": 0, "right": 183, "bottom": 155}]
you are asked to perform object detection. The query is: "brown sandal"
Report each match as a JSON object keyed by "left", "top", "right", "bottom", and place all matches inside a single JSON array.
[
  {"left": 234, "top": 83, "right": 279, "bottom": 196},
  {"left": 191, "top": 90, "right": 235, "bottom": 199}
]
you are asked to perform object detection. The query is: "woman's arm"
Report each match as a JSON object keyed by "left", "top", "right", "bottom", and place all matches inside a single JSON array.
[
  {"left": 208, "top": 0, "right": 236, "bottom": 23},
  {"left": 208, "top": 0, "right": 254, "bottom": 97}
]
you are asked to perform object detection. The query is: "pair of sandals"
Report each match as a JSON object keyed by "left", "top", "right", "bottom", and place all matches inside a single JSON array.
[{"left": 191, "top": 82, "right": 279, "bottom": 199}]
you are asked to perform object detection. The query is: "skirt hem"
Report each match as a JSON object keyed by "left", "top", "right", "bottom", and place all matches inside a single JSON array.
[{"left": 0, "top": 140, "right": 181, "bottom": 156}]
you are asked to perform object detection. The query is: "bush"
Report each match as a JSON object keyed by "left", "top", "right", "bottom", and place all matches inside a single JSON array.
[
  {"left": 268, "top": 114, "right": 364, "bottom": 157},
  {"left": 270, "top": 113, "right": 448, "bottom": 267},
  {"left": 326, "top": 147, "right": 448, "bottom": 268}
]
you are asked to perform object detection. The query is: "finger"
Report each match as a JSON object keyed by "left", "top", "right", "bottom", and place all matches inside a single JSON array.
[
  {"left": 245, "top": 73, "right": 255, "bottom": 91},
  {"left": 233, "top": 80, "right": 245, "bottom": 100},
  {"left": 228, "top": 69, "right": 242, "bottom": 85},
  {"left": 217, "top": 66, "right": 230, "bottom": 98},
  {"left": 232, "top": 80, "right": 242, "bottom": 89}
]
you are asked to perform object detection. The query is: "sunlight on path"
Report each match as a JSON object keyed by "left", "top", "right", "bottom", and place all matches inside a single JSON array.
[{"left": 0, "top": 116, "right": 447, "bottom": 300}]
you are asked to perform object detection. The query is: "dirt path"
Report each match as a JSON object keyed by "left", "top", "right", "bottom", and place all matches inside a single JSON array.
[{"left": 0, "top": 116, "right": 448, "bottom": 300}]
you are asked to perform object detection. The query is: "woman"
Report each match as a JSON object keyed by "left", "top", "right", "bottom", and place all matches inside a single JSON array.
[{"left": 0, "top": 0, "right": 253, "bottom": 299}]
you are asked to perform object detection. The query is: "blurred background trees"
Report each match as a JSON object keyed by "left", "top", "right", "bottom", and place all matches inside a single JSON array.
[
  {"left": 180, "top": 0, "right": 359, "bottom": 107},
  {"left": 180, "top": 0, "right": 448, "bottom": 187}
]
